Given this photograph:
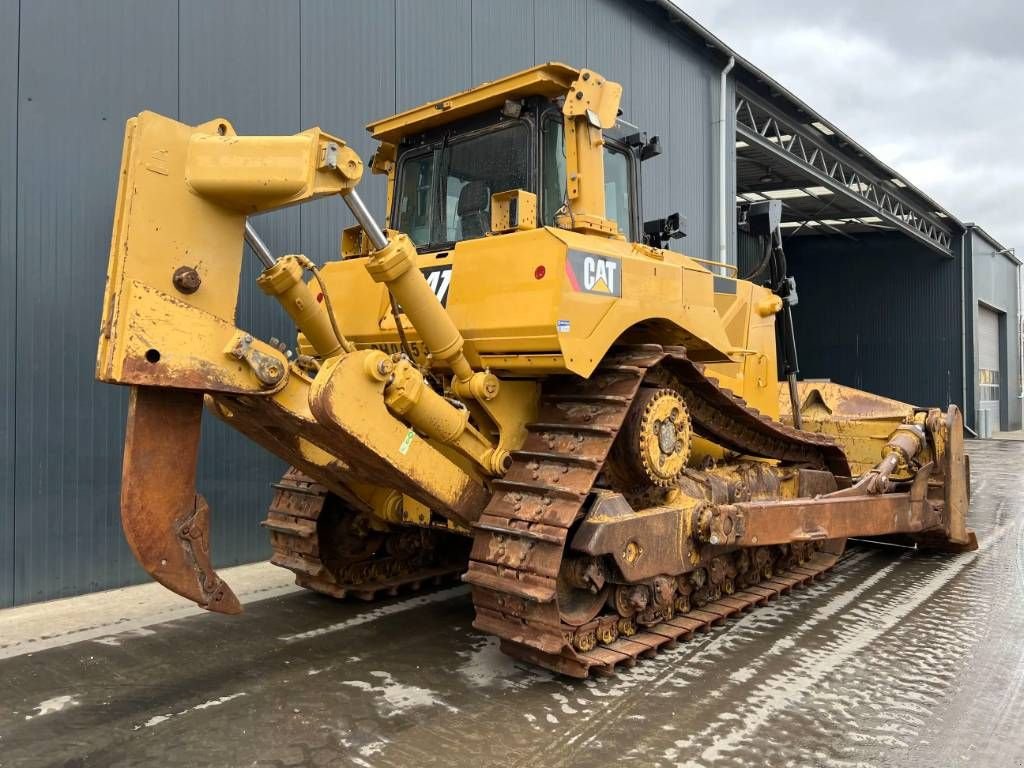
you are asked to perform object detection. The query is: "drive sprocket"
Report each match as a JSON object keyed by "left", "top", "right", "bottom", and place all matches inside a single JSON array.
[{"left": 608, "top": 386, "right": 692, "bottom": 488}]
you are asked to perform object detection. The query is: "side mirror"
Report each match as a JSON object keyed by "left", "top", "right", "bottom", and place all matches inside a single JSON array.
[
  {"left": 643, "top": 212, "right": 687, "bottom": 248},
  {"left": 624, "top": 132, "right": 663, "bottom": 162},
  {"left": 640, "top": 135, "right": 662, "bottom": 161}
]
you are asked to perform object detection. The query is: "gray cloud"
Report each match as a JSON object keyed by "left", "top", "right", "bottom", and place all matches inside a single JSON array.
[{"left": 681, "top": 0, "right": 1022, "bottom": 250}]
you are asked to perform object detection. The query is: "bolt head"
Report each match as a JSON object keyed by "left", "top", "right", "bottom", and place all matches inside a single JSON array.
[{"left": 172, "top": 266, "right": 202, "bottom": 294}]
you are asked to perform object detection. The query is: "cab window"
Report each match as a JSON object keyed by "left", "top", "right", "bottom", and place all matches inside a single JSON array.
[
  {"left": 394, "top": 150, "right": 435, "bottom": 246},
  {"left": 603, "top": 147, "right": 631, "bottom": 237},
  {"left": 393, "top": 121, "right": 530, "bottom": 249}
]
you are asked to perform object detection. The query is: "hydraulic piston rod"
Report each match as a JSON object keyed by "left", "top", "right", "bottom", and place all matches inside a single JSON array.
[
  {"left": 244, "top": 221, "right": 277, "bottom": 269},
  {"left": 343, "top": 188, "right": 479, "bottom": 386},
  {"left": 247, "top": 221, "right": 346, "bottom": 358},
  {"left": 342, "top": 189, "right": 388, "bottom": 251}
]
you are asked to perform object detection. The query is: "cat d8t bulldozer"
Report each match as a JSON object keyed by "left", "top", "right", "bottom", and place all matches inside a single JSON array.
[{"left": 97, "top": 63, "right": 974, "bottom": 677}]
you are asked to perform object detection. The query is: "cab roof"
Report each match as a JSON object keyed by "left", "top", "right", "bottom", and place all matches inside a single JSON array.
[{"left": 366, "top": 62, "right": 579, "bottom": 145}]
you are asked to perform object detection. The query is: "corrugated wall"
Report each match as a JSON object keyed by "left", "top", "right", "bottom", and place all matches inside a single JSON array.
[
  {"left": 14, "top": 0, "right": 180, "bottom": 605},
  {"left": 968, "top": 229, "right": 1022, "bottom": 430},
  {"left": 1, "top": 0, "right": 18, "bottom": 606},
  {"left": 1, "top": 0, "right": 731, "bottom": 606},
  {"left": 783, "top": 233, "right": 965, "bottom": 411}
]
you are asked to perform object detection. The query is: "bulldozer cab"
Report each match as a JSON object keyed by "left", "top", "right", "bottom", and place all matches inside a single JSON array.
[
  {"left": 367, "top": 62, "right": 651, "bottom": 245},
  {"left": 385, "top": 96, "right": 643, "bottom": 250}
]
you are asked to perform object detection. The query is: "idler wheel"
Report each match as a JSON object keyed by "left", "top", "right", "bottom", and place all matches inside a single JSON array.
[{"left": 556, "top": 558, "right": 610, "bottom": 626}]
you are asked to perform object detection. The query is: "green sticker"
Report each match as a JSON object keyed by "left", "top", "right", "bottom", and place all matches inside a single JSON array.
[{"left": 399, "top": 429, "right": 415, "bottom": 455}]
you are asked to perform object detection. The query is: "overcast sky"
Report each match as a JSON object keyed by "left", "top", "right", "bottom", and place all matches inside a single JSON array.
[{"left": 681, "top": 1, "right": 1021, "bottom": 252}]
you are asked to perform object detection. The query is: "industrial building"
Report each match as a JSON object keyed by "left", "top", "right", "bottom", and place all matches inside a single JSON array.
[{"left": 0, "top": 0, "right": 1018, "bottom": 608}]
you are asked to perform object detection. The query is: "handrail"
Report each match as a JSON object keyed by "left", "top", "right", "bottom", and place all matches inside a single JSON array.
[{"left": 689, "top": 256, "right": 738, "bottom": 275}]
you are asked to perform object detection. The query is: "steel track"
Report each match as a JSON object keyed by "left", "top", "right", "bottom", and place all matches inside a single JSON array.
[
  {"left": 465, "top": 344, "right": 850, "bottom": 678},
  {"left": 262, "top": 468, "right": 464, "bottom": 601}
]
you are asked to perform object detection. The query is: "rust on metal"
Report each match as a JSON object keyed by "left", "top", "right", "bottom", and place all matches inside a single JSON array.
[
  {"left": 263, "top": 468, "right": 469, "bottom": 600},
  {"left": 120, "top": 385, "right": 241, "bottom": 614},
  {"left": 465, "top": 346, "right": 860, "bottom": 678},
  {"left": 713, "top": 485, "right": 941, "bottom": 547},
  {"left": 571, "top": 493, "right": 703, "bottom": 582}
]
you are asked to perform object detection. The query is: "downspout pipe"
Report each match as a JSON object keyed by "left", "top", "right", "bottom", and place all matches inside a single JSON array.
[
  {"left": 1016, "top": 260, "right": 1022, "bottom": 406},
  {"left": 718, "top": 55, "right": 735, "bottom": 274}
]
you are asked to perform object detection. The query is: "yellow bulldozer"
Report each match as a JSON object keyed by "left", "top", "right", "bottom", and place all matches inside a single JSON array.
[{"left": 97, "top": 63, "right": 974, "bottom": 677}]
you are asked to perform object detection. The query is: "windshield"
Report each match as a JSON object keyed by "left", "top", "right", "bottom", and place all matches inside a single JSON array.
[
  {"left": 394, "top": 122, "right": 530, "bottom": 249},
  {"left": 541, "top": 118, "right": 634, "bottom": 238}
]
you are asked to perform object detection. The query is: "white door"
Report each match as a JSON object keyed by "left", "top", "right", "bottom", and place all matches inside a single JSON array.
[{"left": 978, "top": 306, "right": 1002, "bottom": 433}]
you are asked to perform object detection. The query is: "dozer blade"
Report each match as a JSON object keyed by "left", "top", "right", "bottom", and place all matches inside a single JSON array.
[
  {"left": 120, "top": 386, "right": 241, "bottom": 614},
  {"left": 929, "top": 404, "right": 977, "bottom": 552}
]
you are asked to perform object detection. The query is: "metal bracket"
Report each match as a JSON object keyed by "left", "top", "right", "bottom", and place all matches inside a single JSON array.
[{"left": 227, "top": 333, "right": 287, "bottom": 388}]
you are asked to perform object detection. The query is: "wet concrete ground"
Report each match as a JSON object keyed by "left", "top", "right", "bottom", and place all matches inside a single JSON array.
[{"left": 1, "top": 438, "right": 1022, "bottom": 768}]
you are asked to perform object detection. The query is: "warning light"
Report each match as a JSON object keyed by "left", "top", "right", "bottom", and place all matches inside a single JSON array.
[{"left": 534, "top": 265, "right": 546, "bottom": 280}]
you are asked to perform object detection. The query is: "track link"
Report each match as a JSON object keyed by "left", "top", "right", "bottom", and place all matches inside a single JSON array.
[
  {"left": 465, "top": 344, "right": 849, "bottom": 678},
  {"left": 263, "top": 468, "right": 464, "bottom": 602},
  {"left": 502, "top": 548, "right": 841, "bottom": 677}
]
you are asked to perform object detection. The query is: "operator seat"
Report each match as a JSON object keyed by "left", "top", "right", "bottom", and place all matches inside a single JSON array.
[{"left": 457, "top": 180, "right": 491, "bottom": 240}]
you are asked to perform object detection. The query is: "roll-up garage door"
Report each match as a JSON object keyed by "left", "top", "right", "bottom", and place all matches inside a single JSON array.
[{"left": 978, "top": 306, "right": 1001, "bottom": 433}]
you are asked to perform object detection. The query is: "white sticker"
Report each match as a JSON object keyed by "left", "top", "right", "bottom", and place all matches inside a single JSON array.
[
  {"left": 557, "top": 319, "right": 571, "bottom": 333},
  {"left": 399, "top": 429, "right": 415, "bottom": 455}
]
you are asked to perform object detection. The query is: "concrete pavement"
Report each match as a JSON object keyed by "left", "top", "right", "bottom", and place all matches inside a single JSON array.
[{"left": 1, "top": 439, "right": 1022, "bottom": 768}]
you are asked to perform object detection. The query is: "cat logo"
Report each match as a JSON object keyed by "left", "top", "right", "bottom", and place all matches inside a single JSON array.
[{"left": 566, "top": 250, "right": 622, "bottom": 297}]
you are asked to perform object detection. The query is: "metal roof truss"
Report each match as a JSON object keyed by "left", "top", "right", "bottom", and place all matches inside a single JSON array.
[{"left": 735, "top": 88, "right": 953, "bottom": 255}]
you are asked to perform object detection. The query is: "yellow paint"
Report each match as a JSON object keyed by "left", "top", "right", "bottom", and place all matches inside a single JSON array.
[
  {"left": 780, "top": 382, "right": 916, "bottom": 476},
  {"left": 97, "top": 65, "right": 822, "bottom": 546}
]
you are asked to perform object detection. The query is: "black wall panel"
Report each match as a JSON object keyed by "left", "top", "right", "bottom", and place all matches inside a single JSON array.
[{"left": 785, "top": 233, "right": 964, "bottom": 411}]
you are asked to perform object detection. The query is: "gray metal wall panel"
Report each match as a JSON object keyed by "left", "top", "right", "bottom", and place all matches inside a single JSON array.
[
  {"left": 535, "top": 0, "right": 587, "bottom": 65},
  {"left": 970, "top": 229, "right": 1022, "bottom": 429},
  {"left": 0, "top": 0, "right": 17, "bottom": 607},
  {"left": 586, "top": 0, "right": 632, "bottom": 115},
  {"left": 300, "top": 0, "right": 396, "bottom": 258},
  {"left": 4, "top": 0, "right": 738, "bottom": 605},
  {"left": 629, "top": 10, "right": 674, "bottom": 245},
  {"left": 668, "top": 29, "right": 715, "bottom": 260},
  {"left": 178, "top": 0, "right": 301, "bottom": 572},
  {"left": 14, "top": 0, "right": 178, "bottom": 604},
  {"left": 584, "top": 0, "right": 721, "bottom": 261},
  {"left": 471, "top": 0, "right": 535, "bottom": 83},
  {"left": 785, "top": 233, "right": 964, "bottom": 411},
  {"left": 396, "top": 0, "right": 471, "bottom": 113}
]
